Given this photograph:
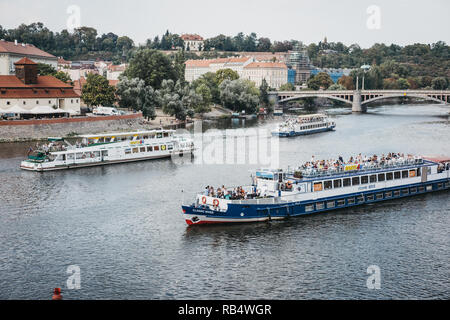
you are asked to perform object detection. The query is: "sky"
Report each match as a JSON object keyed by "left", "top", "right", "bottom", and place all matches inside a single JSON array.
[{"left": 0, "top": 0, "right": 449, "bottom": 48}]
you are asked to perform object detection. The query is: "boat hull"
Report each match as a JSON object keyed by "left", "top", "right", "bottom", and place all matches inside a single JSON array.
[
  {"left": 272, "top": 125, "right": 335, "bottom": 137},
  {"left": 20, "top": 150, "right": 192, "bottom": 172},
  {"left": 182, "top": 179, "right": 449, "bottom": 225}
]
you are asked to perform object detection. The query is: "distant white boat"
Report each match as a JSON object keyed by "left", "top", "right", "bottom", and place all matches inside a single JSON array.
[{"left": 272, "top": 113, "right": 336, "bottom": 137}]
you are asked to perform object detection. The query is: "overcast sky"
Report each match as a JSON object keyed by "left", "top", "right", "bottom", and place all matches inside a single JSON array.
[{"left": 0, "top": 0, "right": 449, "bottom": 48}]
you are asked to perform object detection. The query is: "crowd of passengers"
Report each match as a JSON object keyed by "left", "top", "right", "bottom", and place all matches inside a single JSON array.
[
  {"left": 299, "top": 153, "right": 423, "bottom": 173},
  {"left": 280, "top": 116, "right": 326, "bottom": 128},
  {"left": 203, "top": 185, "right": 261, "bottom": 200}
]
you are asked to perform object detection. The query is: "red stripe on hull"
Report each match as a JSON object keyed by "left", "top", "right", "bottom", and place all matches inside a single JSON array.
[{"left": 185, "top": 219, "right": 227, "bottom": 226}]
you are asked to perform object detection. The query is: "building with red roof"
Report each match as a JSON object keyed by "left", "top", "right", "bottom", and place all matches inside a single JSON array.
[
  {"left": 0, "top": 39, "right": 58, "bottom": 75},
  {"left": 181, "top": 34, "right": 204, "bottom": 51},
  {"left": 185, "top": 57, "right": 288, "bottom": 89},
  {"left": 0, "top": 58, "right": 80, "bottom": 116}
]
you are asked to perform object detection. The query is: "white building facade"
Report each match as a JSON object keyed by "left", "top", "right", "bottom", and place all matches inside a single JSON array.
[
  {"left": 181, "top": 34, "right": 204, "bottom": 51},
  {"left": 242, "top": 62, "right": 288, "bottom": 89},
  {"left": 0, "top": 40, "right": 58, "bottom": 75},
  {"left": 185, "top": 57, "right": 288, "bottom": 89}
]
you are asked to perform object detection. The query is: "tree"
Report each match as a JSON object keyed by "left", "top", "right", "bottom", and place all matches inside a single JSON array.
[
  {"left": 215, "top": 68, "right": 239, "bottom": 84},
  {"left": 279, "top": 83, "right": 295, "bottom": 91},
  {"left": 81, "top": 73, "right": 116, "bottom": 107},
  {"left": 195, "top": 84, "right": 213, "bottom": 115},
  {"left": 337, "top": 75, "right": 355, "bottom": 90},
  {"left": 397, "top": 78, "right": 410, "bottom": 90},
  {"left": 192, "top": 72, "right": 221, "bottom": 104},
  {"left": 159, "top": 80, "right": 200, "bottom": 121},
  {"left": 173, "top": 50, "right": 186, "bottom": 83},
  {"left": 37, "top": 63, "right": 72, "bottom": 84},
  {"left": 431, "top": 77, "right": 448, "bottom": 90},
  {"left": 259, "top": 79, "right": 269, "bottom": 105},
  {"left": 116, "top": 77, "right": 159, "bottom": 120},
  {"left": 307, "top": 72, "right": 334, "bottom": 90},
  {"left": 122, "top": 48, "right": 178, "bottom": 89},
  {"left": 219, "top": 79, "right": 260, "bottom": 114},
  {"left": 327, "top": 83, "right": 346, "bottom": 91}
]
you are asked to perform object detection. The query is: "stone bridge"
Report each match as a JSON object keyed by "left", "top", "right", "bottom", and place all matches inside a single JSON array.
[{"left": 271, "top": 90, "right": 450, "bottom": 112}]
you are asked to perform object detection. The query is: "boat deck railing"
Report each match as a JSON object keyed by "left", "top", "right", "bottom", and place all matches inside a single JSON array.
[{"left": 294, "top": 158, "right": 424, "bottom": 179}]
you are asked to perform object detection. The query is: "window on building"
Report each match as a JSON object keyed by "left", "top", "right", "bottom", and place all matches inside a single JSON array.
[
  {"left": 36, "top": 100, "right": 39, "bottom": 104},
  {"left": 23, "top": 101, "right": 26, "bottom": 105}
]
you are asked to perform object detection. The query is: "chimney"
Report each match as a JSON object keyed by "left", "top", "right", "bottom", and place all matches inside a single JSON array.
[
  {"left": 14, "top": 39, "right": 18, "bottom": 46},
  {"left": 14, "top": 58, "right": 38, "bottom": 84}
]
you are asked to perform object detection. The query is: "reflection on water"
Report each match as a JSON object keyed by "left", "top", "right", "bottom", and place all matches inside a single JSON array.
[{"left": 0, "top": 104, "right": 449, "bottom": 299}]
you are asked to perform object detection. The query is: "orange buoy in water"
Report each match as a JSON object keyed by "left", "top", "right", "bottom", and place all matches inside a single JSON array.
[{"left": 52, "top": 288, "right": 62, "bottom": 300}]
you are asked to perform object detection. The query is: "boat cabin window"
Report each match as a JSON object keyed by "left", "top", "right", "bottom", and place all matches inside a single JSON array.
[
  {"left": 93, "top": 151, "right": 100, "bottom": 158},
  {"left": 154, "top": 146, "right": 160, "bottom": 151},
  {"left": 168, "top": 144, "right": 174, "bottom": 150},
  {"left": 67, "top": 153, "right": 74, "bottom": 160},
  {"left": 101, "top": 150, "right": 108, "bottom": 157},
  {"left": 352, "top": 177, "right": 360, "bottom": 186},
  {"left": 361, "top": 176, "right": 369, "bottom": 184},
  {"left": 394, "top": 171, "right": 401, "bottom": 179},
  {"left": 370, "top": 175, "right": 377, "bottom": 183},
  {"left": 157, "top": 133, "right": 163, "bottom": 138},
  {"left": 143, "top": 135, "right": 149, "bottom": 140},
  {"left": 132, "top": 148, "right": 138, "bottom": 153},
  {"left": 140, "top": 147, "right": 146, "bottom": 152},
  {"left": 313, "top": 182, "right": 323, "bottom": 192},
  {"left": 343, "top": 178, "right": 351, "bottom": 187},
  {"left": 378, "top": 173, "right": 385, "bottom": 182},
  {"left": 164, "top": 132, "right": 169, "bottom": 138},
  {"left": 76, "top": 153, "right": 84, "bottom": 159},
  {"left": 324, "top": 181, "right": 333, "bottom": 190},
  {"left": 386, "top": 172, "right": 393, "bottom": 180},
  {"left": 333, "top": 179, "right": 342, "bottom": 188},
  {"left": 402, "top": 170, "right": 409, "bottom": 178},
  {"left": 147, "top": 146, "right": 153, "bottom": 152},
  {"left": 125, "top": 149, "right": 131, "bottom": 155}
]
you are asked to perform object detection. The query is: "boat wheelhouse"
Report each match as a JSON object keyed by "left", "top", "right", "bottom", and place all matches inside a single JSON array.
[
  {"left": 272, "top": 113, "right": 336, "bottom": 137},
  {"left": 20, "top": 129, "right": 194, "bottom": 172},
  {"left": 182, "top": 155, "right": 450, "bottom": 225}
]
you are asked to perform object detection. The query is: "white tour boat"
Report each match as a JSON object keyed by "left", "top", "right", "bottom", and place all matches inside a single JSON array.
[
  {"left": 20, "top": 129, "right": 194, "bottom": 172},
  {"left": 272, "top": 113, "right": 336, "bottom": 137}
]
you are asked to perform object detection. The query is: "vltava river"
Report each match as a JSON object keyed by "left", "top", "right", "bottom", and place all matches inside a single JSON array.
[{"left": 0, "top": 104, "right": 449, "bottom": 299}]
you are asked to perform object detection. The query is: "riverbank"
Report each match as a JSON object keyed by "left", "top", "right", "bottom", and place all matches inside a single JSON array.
[{"left": 0, "top": 106, "right": 233, "bottom": 143}]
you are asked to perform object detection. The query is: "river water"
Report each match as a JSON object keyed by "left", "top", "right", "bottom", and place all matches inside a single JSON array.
[{"left": 0, "top": 104, "right": 449, "bottom": 300}]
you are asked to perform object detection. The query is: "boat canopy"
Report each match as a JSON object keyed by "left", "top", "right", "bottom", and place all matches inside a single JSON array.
[
  {"left": 78, "top": 129, "right": 176, "bottom": 139},
  {"left": 48, "top": 137, "right": 64, "bottom": 142},
  {"left": 298, "top": 113, "right": 326, "bottom": 119}
]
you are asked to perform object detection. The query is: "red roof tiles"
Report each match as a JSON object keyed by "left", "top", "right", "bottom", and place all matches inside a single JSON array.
[
  {"left": 181, "top": 34, "right": 204, "bottom": 41},
  {"left": 0, "top": 75, "right": 78, "bottom": 98},
  {"left": 0, "top": 40, "right": 56, "bottom": 58},
  {"left": 14, "top": 57, "right": 38, "bottom": 65}
]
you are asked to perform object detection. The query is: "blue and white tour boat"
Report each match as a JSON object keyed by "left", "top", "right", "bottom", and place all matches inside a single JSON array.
[
  {"left": 272, "top": 113, "right": 336, "bottom": 137},
  {"left": 182, "top": 153, "right": 450, "bottom": 225}
]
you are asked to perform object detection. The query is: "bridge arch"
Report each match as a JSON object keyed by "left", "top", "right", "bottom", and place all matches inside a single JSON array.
[
  {"left": 361, "top": 94, "right": 447, "bottom": 105},
  {"left": 279, "top": 94, "right": 352, "bottom": 105}
]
